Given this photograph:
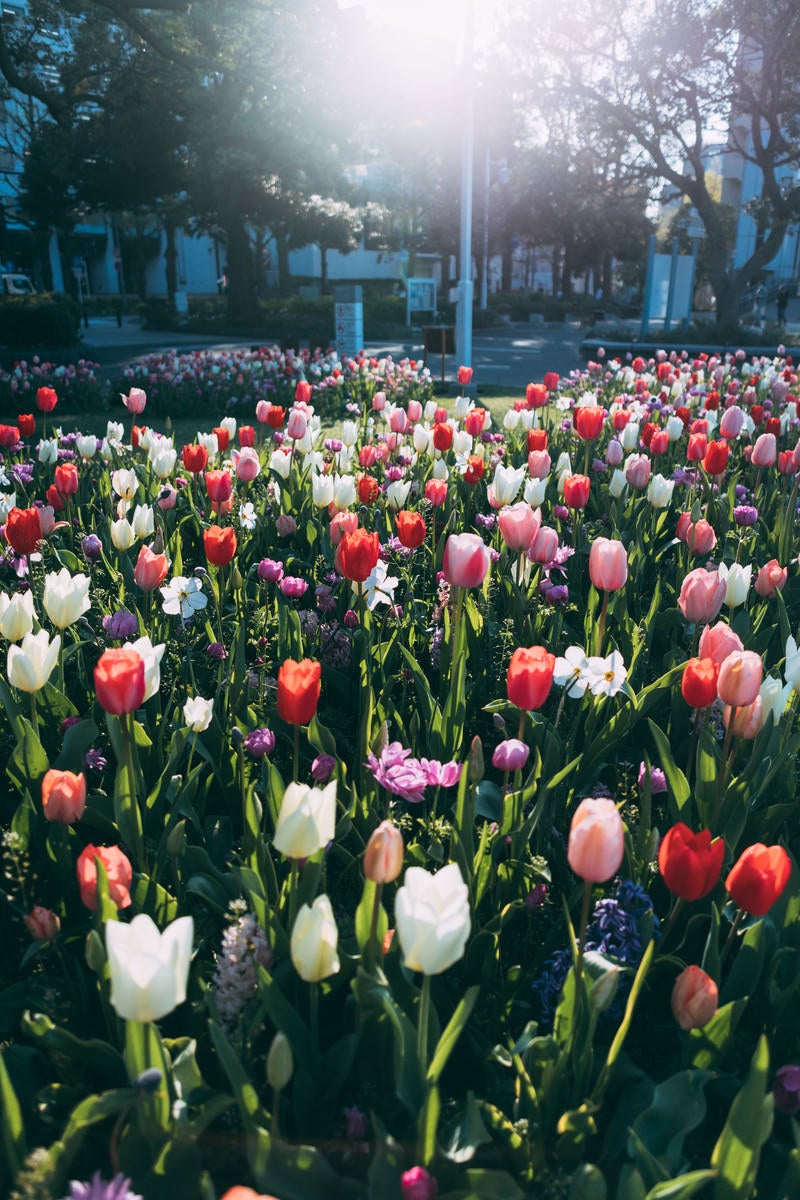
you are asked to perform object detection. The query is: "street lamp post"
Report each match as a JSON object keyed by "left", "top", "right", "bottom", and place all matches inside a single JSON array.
[
  {"left": 455, "top": 0, "right": 474, "bottom": 373},
  {"left": 480, "top": 151, "right": 509, "bottom": 310}
]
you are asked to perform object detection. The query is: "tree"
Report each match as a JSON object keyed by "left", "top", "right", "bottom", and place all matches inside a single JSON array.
[{"left": 516, "top": 0, "right": 800, "bottom": 326}]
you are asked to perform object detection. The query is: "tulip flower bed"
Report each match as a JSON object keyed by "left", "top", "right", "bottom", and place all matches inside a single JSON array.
[
  {"left": 3, "top": 347, "right": 800, "bottom": 1200},
  {"left": 0, "top": 344, "right": 435, "bottom": 420}
]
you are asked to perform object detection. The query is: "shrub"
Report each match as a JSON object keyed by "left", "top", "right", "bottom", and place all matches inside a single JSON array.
[{"left": 0, "top": 294, "right": 81, "bottom": 348}]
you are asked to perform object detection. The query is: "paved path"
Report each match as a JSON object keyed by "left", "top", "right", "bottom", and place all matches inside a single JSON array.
[{"left": 79, "top": 317, "right": 586, "bottom": 392}]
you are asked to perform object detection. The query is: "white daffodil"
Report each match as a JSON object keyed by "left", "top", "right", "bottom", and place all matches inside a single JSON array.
[
  {"left": 553, "top": 645, "right": 592, "bottom": 698},
  {"left": 239, "top": 501, "right": 257, "bottom": 531},
  {"left": 160, "top": 575, "right": 208, "bottom": 620},
  {"left": 586, "top": 650, "right": 628, "bottom": 698}
]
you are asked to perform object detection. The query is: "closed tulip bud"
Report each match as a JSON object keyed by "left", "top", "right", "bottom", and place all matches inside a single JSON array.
[
  {"left": 267, "top": 1031, "right": 294, "bottom": 1090},
  {"left": 681, "top": 657, "right": 719, "bottom": 707},
  {"left": 401, "top": 1166, "right": 439, "bottom": 1200},
  {"left": 5, "top": 506, "right": 42, "bottom": 556},
  {"left": 443, "top": 533, "right": 491, "bottom": 589},
  {"left": 468, "top": 735, "right": 484, "bottom": 783},
  {"left": 76, "top": 843, "right": 133, "bottom": 911},
  {"left": 717, "top": 649, "right": 762, "bottom": 707},
  {"left": 726, "top": 842, "right": 792, "bottom": 916},
  {"left": 204, "top": 525, "right": 237, "bottom": 566},
  {"left": 671, "top": 965, "right": 718, "bottom": 1030},
  {"left": 364, "top": 820, "right": 404, "bottom": 883},
  {"left": 166, "top": 819, "right": 187, "bottom": 857},
  {"left": 273, "top": 779, "right": 336, "bottom": 859},
  {"left": 24, "top": 905, "right": 60, "bottom": 941},
  {"left": 605, "top": 438, "right": 623, "bottom": 467},
  {"left": 0, "top": 590, "right": 36, "bottom": 641},
  {"left": 133, "top": 544, "right": 169, "bottom": 591},
  {"left": 94, "top": 648, "right": 146, "bottom": 714},
  {"left": 589, "top": 537, "right": 628, "bottom": 591},
  {"left": 719, "top": 405, "right": 745, "bottom": 439},
  {"left": 723, "top": 696, "right": 763, "bottom": 739},
  {"left": 678, "top": 567, "right": 726, "bottom": 623},
  {"left": 608, "top": 468, "right": 627, "bottom": 499},
  {"left": 507, "top": 645, "right": 556, "bottom": 710},
  {"left": 492, "top": 738, "right": 530, "bottom": 772},
  {"left": 686, "top": 519, "right": 716, "bottom": 556},
  {"left": 337, "top": 529, "right": 380, "bottom": 582},
  {"left": 698, "top": 620, "right": 743, "bottom": 664},
  {"left": 291, "top": 894, "right": 341, "bottom": 982},
  {"left": 498, "top": 502, "right": 542, "bottom": 553},
  {"left": 568, "top": 797, "right": 625, "bottom": 883},
  {"left": 41, "top": 769, "right": 86, "bottom": 824},
  {"left": 755, "top": 559, "right": 787, "bottom": 598},
  {"left": 183, "top": 695, "right": 214, "bottom": 732},
  {"left": 563, "top": 474, "right": 591, "bottom": 508},
  {"left": 751, "top": 432, "right": 776, "bottom": 467}
]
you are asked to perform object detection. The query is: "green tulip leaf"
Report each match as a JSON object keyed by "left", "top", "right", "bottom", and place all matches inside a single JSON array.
[
  {"left": 711, "top": 1034, "right": 773, "bottom": 1200},
  {"left": 644, "top": 1170, "right": 718, "bottom": 1199},
  {"left": 688, "top": 1000, "right": 747, "bottom": 1071},
  {"left": 0, "top": 1047, "right": 26, "bottom": 1182}
]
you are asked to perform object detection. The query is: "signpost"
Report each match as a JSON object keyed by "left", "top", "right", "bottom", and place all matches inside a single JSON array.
[
  {"left": 334, "top": 284, "right": 364, "bottom": 357},
  {"left": 405, "top": 278, "right": 437, "bottom": 326}
]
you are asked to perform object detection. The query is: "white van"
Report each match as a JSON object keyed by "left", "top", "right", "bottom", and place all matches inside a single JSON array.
[{"left": 1, "top": 273, "right": 37, "bottom": 296}]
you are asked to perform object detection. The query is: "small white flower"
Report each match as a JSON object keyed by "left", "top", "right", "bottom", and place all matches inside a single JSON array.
[
  {"left": 553, "top": 645, "right": 592, "bottom": 698},
  {"left": 784, "top": 635, "right": 800, "bottom": 692},
  {"left": 358, "top": 560, "right": 399, "bottom": 611},
  {"left": 239, "top": 502, "right": 257, "bottom": 530},
  {"left": 160, "top": 575, "right": 208, "bottom": 619},
  {"left": 586, "top": 650, "right": 628, "bottom": 698}
]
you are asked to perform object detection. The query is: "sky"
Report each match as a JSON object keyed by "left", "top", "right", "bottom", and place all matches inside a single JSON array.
[{"left": 338, "top": 0, "right": 501, "bottom": 59}]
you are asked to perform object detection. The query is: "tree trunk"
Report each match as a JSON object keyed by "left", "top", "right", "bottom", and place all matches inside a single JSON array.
[
  {"left": 276, "top": 232, "right": 291, "bottom": 297},
  {"left": 224, "top": 215, "right": 256, "bottom": 325},
  {"left": 164, "top": 216, "right": 177, "bottom": 306},
  {"left": 320, "top": 243, "right": 328, "bottom": 295},
  {"left": 602, "top": 251, "right": 613, "bottom": 302},
  {"left": 501, "top": 244, "right": 513, "bottom": 293}
]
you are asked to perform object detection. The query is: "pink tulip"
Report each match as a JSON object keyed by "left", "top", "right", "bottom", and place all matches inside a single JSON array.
[
  {"left": 754, "top": 559, "right": 787, "bottom": 598},
  {"left": 719, "top": 405, "right": 744, "bottom": 439},
  {"left": 407, "top": 399, "right": 422, "bottom": 422},
  {"left": 605, "top": 438, "right": 623, "bottom": 467},
  {"left": 751, "top": 433, "right": 777, "bottom": 467},
  {"left": 723, "top": 697, "right": 764, "bottom": 739},
  {"left": 588, "top": 537, "right": 628, "bottom": 591},
  {"left": 717, "top": 650, "right": 763, "bottom": 707},
  {"left": 122, "top": 387, "right": 146, "bottom": 415},
  {"left": 286, "top": 409, "right": 307, "bottom": 440},
  {"left": 675, "top": 511, "right": 692, "bottom": 543},
  {"left": 498, "top": 502, "right": 542, "bottom": 553},
  {"left": 625, "top": 454, "right": 651, "bottom": 489},
  {"left": 528, "top": 525, "right": 559, "bottom": 564},
  {"left": 671, "top": 965, "right": 718, "bottom": 1030},
  {"left": 372, "top": 390, "right": 386, "bottom": 412},
  {"left": 678, "top": 567, "right": 726, "bottom": 623},
  {"left": 389, "top": 407, "right": 408, "bottom": 434},
  {"left": 157, "top": 485, "right": 177, "bottom": 511},
  {"left": 442, "top": 533, "right": 491, "bottom": 589},
  {"left": 232, "top": 447, "right": 260, "bottom": 482},
  {"left": 528, "top": 449, "right": 551, "bottom": 479},
  {"left": 330, "top": 510, "right": 359, "bottom": 546},
  {"left": 255, "top": 400, "right": 270, "bottom": 423},
  {"left": 686, "top": 519, "right": 716, "bottom": 556},
  {"left": 567, "top": 797, "right": 625, "bottom": 883},
  {"left": 698, "top": 620, "right": 743, "bottom": 664}
]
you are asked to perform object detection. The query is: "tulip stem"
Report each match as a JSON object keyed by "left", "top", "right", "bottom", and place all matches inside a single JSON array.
[
  {"left": 29, "top": 692, "right": 38, "bottom": 740},
  {"left": 715, "top": 718, "right": 737, "bottom": 830},
  {"left": 417, "top": 973, "right": 431, "bottom": 1082},
  {"left": 658, "top": 896, "right": 685, "bottom": 949},
  {"left": 720, "top": 907, "right": 746, "bottom": 968},
  {"left": 576, "top": 879, "right": 593, "bottom": 979},
  {"left": 309, "top": 982, "right": 320, "bottom": 1072},
  {"left": 595, "top": 591, "right": 609, "bottom": 656},
  {"left": 293, "top": 724, "right": 300, "bottom": 783},
  {"left": 288, "top": 858, "right": 299, "bottom": 933},
  {"left": 367, "top": 881, "right": 384, "bottom": 973}
]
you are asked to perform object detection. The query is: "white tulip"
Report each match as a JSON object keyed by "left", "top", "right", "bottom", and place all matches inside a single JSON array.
[
  {"left": 270, "top": 449, "right": 292, "bottom": 479},
  {"left": 487, "top": 463, "right": 525, "bottom": 508},
  {"left": 666, "top": 416, "right": 685, "bottom": 442},
  {"left": 111, "top": 468, "right": 138, "bottom": 501},
  {"left": 37, "top": 439, "right": 58, "bottom": 465},
  {"left": 183, "top": 695, "right": 214, "bottom": 732},
  {"left": 333, "top": 474, "right": 356, "bottom": 510},
  {"left": 221, "top": 416, "right": 237, "bottom": 440},
  {"left": 453, "top": 430, "right": 473, "bottom": 458},
  {"left": 131, "top": 504, "right": 155, "bottom": 540},
  {"left": 106, "top": 421, "right": 124, "bottom": 444},
  {"left": 273, "top": 780, "right": 336, "bottom": 860},
  {"left": 106, "top": 914, "right": 193, "bottom": 1023},
  {"left": 290, "top": 895, "right": 340, "bottom": 982},
  {"left": 432, "top": 457, "right": 449, "bottom": 480},
  {"left": 760, "top": 676, "right": 791, "bottom": 727},
  {"left": 312, "top": 473, "right": 334, "bottom": 508},
  {"left": 43, "top": 568, "right": 91, "bottom": 630},
  {"left": 110, "top": 518, "right": 136, "bottom": 551},
  {"left": 198, "top": 432, "right": 219, "bottom": 458},
  {"left": 524, "top": 477, "right": 548, "bottom": 507},
  {"left": 395, "top": 863, "right": 471, "bottom": 975},
  {"left": 123, "top": 635, "right": 165, "bottom": 702},
  {"left": 7, "top": 630, "right": 61, "bottom": 693},
  {"left": 0, "top": 590, "right": 36, "bottom": 641},
  {"left": 646, "top": 474, "right": 675, "bottom": 509},
  {"left": 386, "top": 480, "right": 412, "bottom": 510},
  {"left": 341, "top": 420, "right": 358, "bottom": 448},
  {"left": 413, "top": 425, "right": 431, "bottom": 454},
  {"left": 719, "top": 562, "right": 752, "bottom": 609},
  {"left": 620, "top": 421, "right": 640, "bottom": 451},
  {"left": 151, "top": 448, "right": 177, "bottom": 479},
  {"left": 609, "top": 469, "right": 628, "bottom": 499},
  {"left": 76, "top": 435, "right": 98, "bottom": 459}
]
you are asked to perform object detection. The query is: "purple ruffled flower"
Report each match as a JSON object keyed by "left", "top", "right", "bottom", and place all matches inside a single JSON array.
[
  {"left": 420, "top": 758, "right": 462, "bottom": 788},
  {"left": 311, "top": 753, "right": 337, "bottom": 784},
  {"left": 244, "top": 728, "right": 276, "bottom": 758},
  {"left": 63, "top": 1173, "right": 142, "bottom": 1200},
  {"left": 280, "top": 576, "right": 308, "bottom": 599},
  {"left": 367, "top": 742, "right": 430, "bottom": 804},
  {"left": 638, "top": 762, "right": 667, "bottom": 794},
  {"left": 257, "top": 557, "right": 284, "bottom": 583},
  {"left": 733, "top": 504, "right": 758, "bottom": 527},
  {"left": 102, "top": 608, "right": 138, "bottom": 639}
]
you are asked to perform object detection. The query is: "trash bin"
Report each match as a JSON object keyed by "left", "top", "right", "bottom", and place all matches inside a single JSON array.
[{"left": 422, "top": 325, "right": 455, "bottom": 382}]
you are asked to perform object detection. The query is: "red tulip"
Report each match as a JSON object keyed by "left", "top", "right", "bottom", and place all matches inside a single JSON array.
[
  {"left": 204, "top": 525, "right": 237, "bottom": 566},
  {"left": 337, "top": 529, "right": 380, "bottom": 582},
  {"left": 681, "top": 657, "right": 719, "bottom": 708},
  {"left": 574, "top": 406, "right": 604, "bottom": 440},
  {"left": 182, "top": 444, "right": 208, "bottom": 474},
  {"left": 507, "top": 645, "right": 555, "bottom": 710},
  {"left": 36, "top": 386, "right": 58, "bottom": 413},
  {"left": 76, "top": 844, "right": 132, "bottom": 911},
  {"left": 5, "top": 506, "right": 42, "bottom": 556},
  {"left": 525, "top": 383, "right": 548, "bottom": 409},
  {"left": 396, "top": 511, "right": 426, "bottom": 549},
  {"left": 277, "top": 658, "right": 321, "bottom": 725},
  {"left": 702, "top": 440, "right": 729, "bottom": 476},
  {"left": 658, "top": 823, "right": 724, "bottom": 901},
  {"left": 94, "top": 649, "right": 146, "bottom": 714},
  {"left": 17, "top": 413, "right": 35, "bottom": 438},
  {"left": 433, "top": 423, "right": 453, "bottom": 452},
  {"left": 54, "top": 462, "right": 79, "bottom": 496},
  {"left": 562, "top": 475, "right": 591, "bottom": 509},
  {"left": 726, "top": 843, "right": 792, "bottom": 916}
]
